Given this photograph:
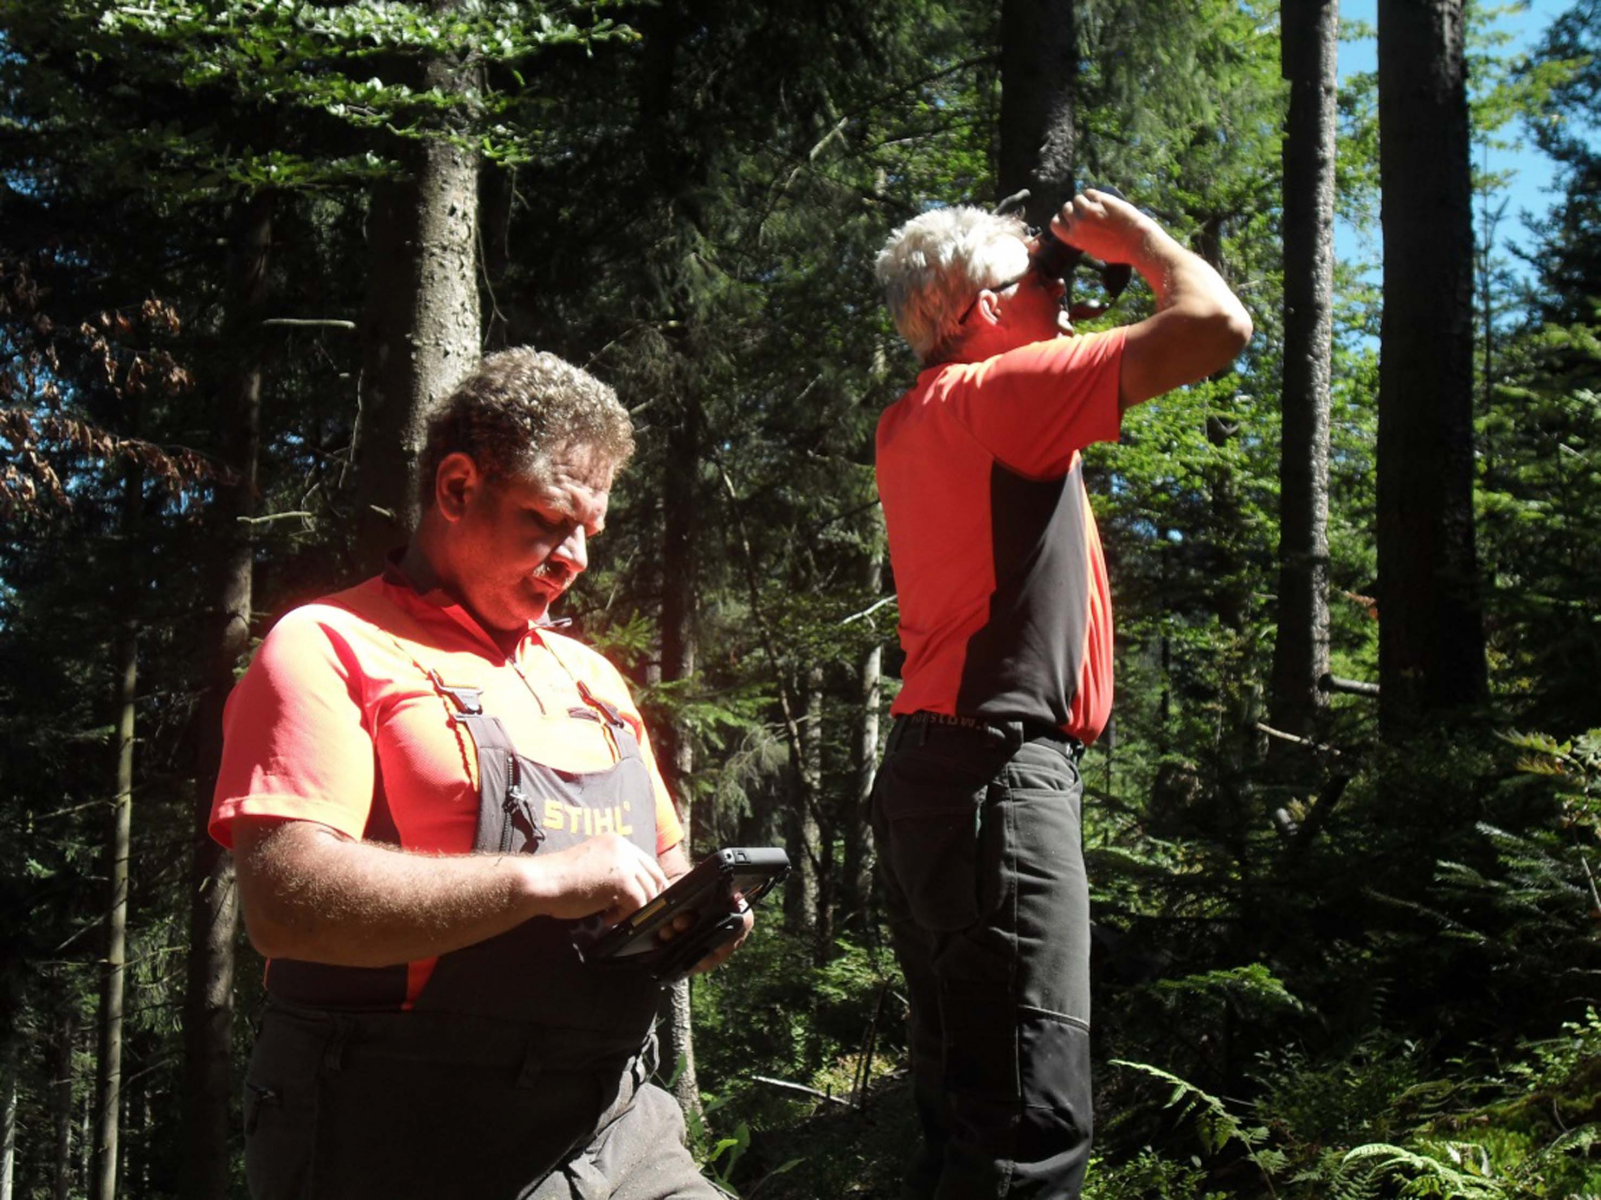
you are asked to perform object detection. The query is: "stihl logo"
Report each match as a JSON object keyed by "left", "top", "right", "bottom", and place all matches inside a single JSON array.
[{"left": 542, "top": 799, "right": 634, "bottom": 837}]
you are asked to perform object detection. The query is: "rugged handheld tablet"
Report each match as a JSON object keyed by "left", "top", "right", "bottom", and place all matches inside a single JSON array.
[{"left": 575, "top": 847, "right": 790, "bottom": 982}]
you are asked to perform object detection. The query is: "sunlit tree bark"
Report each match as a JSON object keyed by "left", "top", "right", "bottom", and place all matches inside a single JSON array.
[{"left": 1271, "top": 0, "right": 1338, "bottom": 738}]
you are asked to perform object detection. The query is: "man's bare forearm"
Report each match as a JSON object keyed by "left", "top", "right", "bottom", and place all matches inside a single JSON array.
[
  {"left": 233, "top": 819, "right": 667, "bottom": 967},
  {"left": 1123, "top": 223, "right": 1229, "bottom": 318},
  {"left": 1054, "top": 191, "right": 1252, "bottom": 406},
  {"left": 1117, "top": 224, "right": 1253, "bottom": 405}
]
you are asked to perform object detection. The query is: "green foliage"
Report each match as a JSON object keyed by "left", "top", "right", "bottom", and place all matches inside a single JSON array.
[
  {"left": 1112, "top": 1059, "right": 1287, "bottom": 1180},
  {"left": 691, "top": 924, "right": 896, "bottom": 1102},
  {"left": 1467, "top": 3, "right": 1580, "bottom": 189},
  {"left": 1332, "top": 1140, "right": 1506, "bottom": 1198},
  {"left": 1255, "top": 1034, "right": 1448, "bottom": 1149},
  {"left": 4, "top": 0, "right": 635, "bottom": 188},
  {"left": 1535, "top": 1003, "right": 1601, "bottom": 1075},
  {"left": 1478, "top": 318, "right": 1601, "bottom": 731},
  {"left": 1151, "top": 963, "right": 1305, "bottom": 1014},
  {"left": 686, "top": 1096, "right": 752, "bottom": 1190},
  {"left": 1099, "top": 1012, "right": 1601, "bottom": 1199},
  {"left": 1083, "top": 1148, "right": 1229, "bottom": 1200}
]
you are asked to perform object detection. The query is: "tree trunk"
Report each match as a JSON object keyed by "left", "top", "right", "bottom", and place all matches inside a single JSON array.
[
  {"left": 1000, "top": 0, "right": 1077, "bottom": 229},
  {"left": 1, "top": 1035, "right": 16, "bottom": 1200},
  {"left": 840, "top": 547, "right": 882, "bottom": 937},
  {"left": 658, "top": 395, "right": 701, "bottom": 840},
  {"left": 1271, "top": 0, "right": 1338, "bottom": 739},
  {"left": 785, "top": 668, "right": 824, "bottom": 935},
  {"left": 125, "top": 1061, "right": 145, "bottom": 1198},
  {"left": 655, "top": 393, "right": 703, "bottom": 1123},
  {"left": 657, "top": 979, "right": 700, "bottom": 1124},
  {"left": 807, "top": 666, "right": 831, "bottom": 951},
  {"left": 91, "top": 462, "right": 141, "bottom": 1200},
  {"left": 1376, "top": 0, "right": 1488, "bottom": 736},
  {"left": 180, "top": 191, "right": 272, "bottom": 1200},
  {"left": 353, "top": 21, "right": 481, "bottom": 574},
  {"left": 52, "top": 1002, "right": 73, "bottom": 1200},
  {"left": 78, "top": 1084, "right": 89, "bottom": 1189},
  {"left": 719, "top": 468, "right": 826, "bottom": 935}
]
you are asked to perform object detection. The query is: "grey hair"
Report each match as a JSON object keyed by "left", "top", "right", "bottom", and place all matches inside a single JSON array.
[
  {"left": 419, "top": 347, "right": 635, "bottom": 504},
  {"left": 874, "top": 206, "right": 1029, "bottom": 363}
]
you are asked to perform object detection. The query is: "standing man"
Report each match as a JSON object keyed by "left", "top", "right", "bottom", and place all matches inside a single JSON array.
[
  {"left": 871, "top": 190, "right": 1252, "bottom": 1198},
  {"left": 212, "top": 348, "right": 746, "bottom": 1199}
]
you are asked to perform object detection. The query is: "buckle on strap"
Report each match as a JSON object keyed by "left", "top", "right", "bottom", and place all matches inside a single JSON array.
[
  {"left": 428, "top": 669, "right": 483, "bottom": 716},
  {"left": 575, "top": 679, "right": 626, "bottom": 729}
]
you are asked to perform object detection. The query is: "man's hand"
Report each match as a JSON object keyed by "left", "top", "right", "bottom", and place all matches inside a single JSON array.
[
  {"left": 657, "top": 906, "right": 755, "bottom": 976},
  {"left": 528, "top": 833, "right": 670, "bottom": 923},
  {"left": 653, "top": 842, "right": 755, "bottom": 975},
  {"left": 1050, "top": 189, "right": 1157, "bottom": 266}
]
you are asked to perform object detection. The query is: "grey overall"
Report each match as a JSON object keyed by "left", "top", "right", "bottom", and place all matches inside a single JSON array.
[{"left": 241, "top": 678, "right": 719, "bottom": 1199}]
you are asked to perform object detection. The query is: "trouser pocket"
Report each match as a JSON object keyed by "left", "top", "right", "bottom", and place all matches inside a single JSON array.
[
  {"left": 875, "top": 743, "right": 1006, "bottom": 932},
  {"left": 310, "top": 1056, "right": 603, "bottom": 1199},
  {"left": 243, "top": 1021, "right": 318, "bottom": 1200}
]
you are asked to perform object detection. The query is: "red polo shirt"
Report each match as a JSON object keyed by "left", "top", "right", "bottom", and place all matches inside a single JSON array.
[
  {"left": 876, "top": 330, "right": 1125, "bottom": 743},
  {"left": 211, "top": 573, "right": 681, "bottom": 854},
  {"left": 210, "top": 569, "right": 682, "bottom": 1007}
]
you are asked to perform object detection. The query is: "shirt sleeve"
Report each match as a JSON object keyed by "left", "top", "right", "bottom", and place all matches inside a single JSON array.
[
  {"left": 948, "top": 329, "right": 1127, "bottom": 477},
  {"left": 209, "top": 607, "right": 377, "bottom": 849},
  {"left": 636, "top": 721, "right": 686, "bottom": 856},
  {"left": 578, "top": 653, "right": 685, "bottom": 855}
]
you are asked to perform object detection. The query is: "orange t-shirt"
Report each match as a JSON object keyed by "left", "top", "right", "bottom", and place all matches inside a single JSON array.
[
  {"left": 210, "top": 571, "right": 682, "bottom": 857},
  {"left": 210, "top": 570, "right": 683, "bottom": 1009},
  {"left": 876, "top": 330, "right": 1125, "bottom": 743}
]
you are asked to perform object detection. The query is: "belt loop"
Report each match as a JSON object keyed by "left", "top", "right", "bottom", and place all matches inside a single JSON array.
[
  {"left": 321, "top": 1016, "right": 352, "bottom": 1074},
  {"left": 915, "top": 717, "right": 928, "bottom": 747}
]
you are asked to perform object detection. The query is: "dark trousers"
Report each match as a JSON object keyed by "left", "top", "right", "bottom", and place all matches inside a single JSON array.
[
  {"left": 242, "top": 1002, "right": 723, "bottom": 1199},
  {"left": 871, "top": 716, "right": 1093, "bottom": 1200}
]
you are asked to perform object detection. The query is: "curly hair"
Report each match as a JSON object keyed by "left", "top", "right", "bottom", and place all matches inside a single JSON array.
[
  {"left": 419, "top": 348, "right": 635, "bottom": 504},
  {"left": 874, "top": 205, "right": 1029, "bottom": 363}
]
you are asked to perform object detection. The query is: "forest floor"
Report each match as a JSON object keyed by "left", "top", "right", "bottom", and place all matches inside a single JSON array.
[{"left": 720, "top": 1073, "right": 920, "bottom": 1199}]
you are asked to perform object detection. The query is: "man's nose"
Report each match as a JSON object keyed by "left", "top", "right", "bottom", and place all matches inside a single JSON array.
[{"left": 551, "top": 525, "right": 588, "bottom": 574}]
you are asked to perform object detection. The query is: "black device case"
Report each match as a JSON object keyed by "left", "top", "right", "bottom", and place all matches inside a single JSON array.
[{"left": 574, "top": 847, "right": 790, "bottom": 982}]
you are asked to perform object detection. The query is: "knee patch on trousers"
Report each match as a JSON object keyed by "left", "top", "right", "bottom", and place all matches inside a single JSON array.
[{"left": 941, "top": 985, "right": 1094, "bottom": 1115}]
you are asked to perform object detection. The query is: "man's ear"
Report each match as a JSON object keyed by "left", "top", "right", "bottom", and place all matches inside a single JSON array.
[{"left": 433, "top": 452, "right": 480, "bottom": 522}]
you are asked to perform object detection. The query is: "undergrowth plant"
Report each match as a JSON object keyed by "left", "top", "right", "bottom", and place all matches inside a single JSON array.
[{"left": 1105, "top": 995, "right": 1601, "bottom": 1199}]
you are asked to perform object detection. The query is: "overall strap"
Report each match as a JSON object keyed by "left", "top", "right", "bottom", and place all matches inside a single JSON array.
[
  {"left": 522, "top": 627, "right": 645, "bottom": 764},
  {"left": 365, "top": 617, "right": 518, "bottom": 786},
  {"left": 429, "top": 672, "right": 517, "bottom": 754},
  {"left": 572, "top": 678, "right": 643, "bottom": 761},
  {"left": 426, "top": 670, "right": 540, "bottom": 855}
]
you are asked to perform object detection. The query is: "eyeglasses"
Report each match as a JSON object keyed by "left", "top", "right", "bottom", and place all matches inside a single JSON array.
[{"left": 957, "top": 270, "right": 1030, "bottom": 325}]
